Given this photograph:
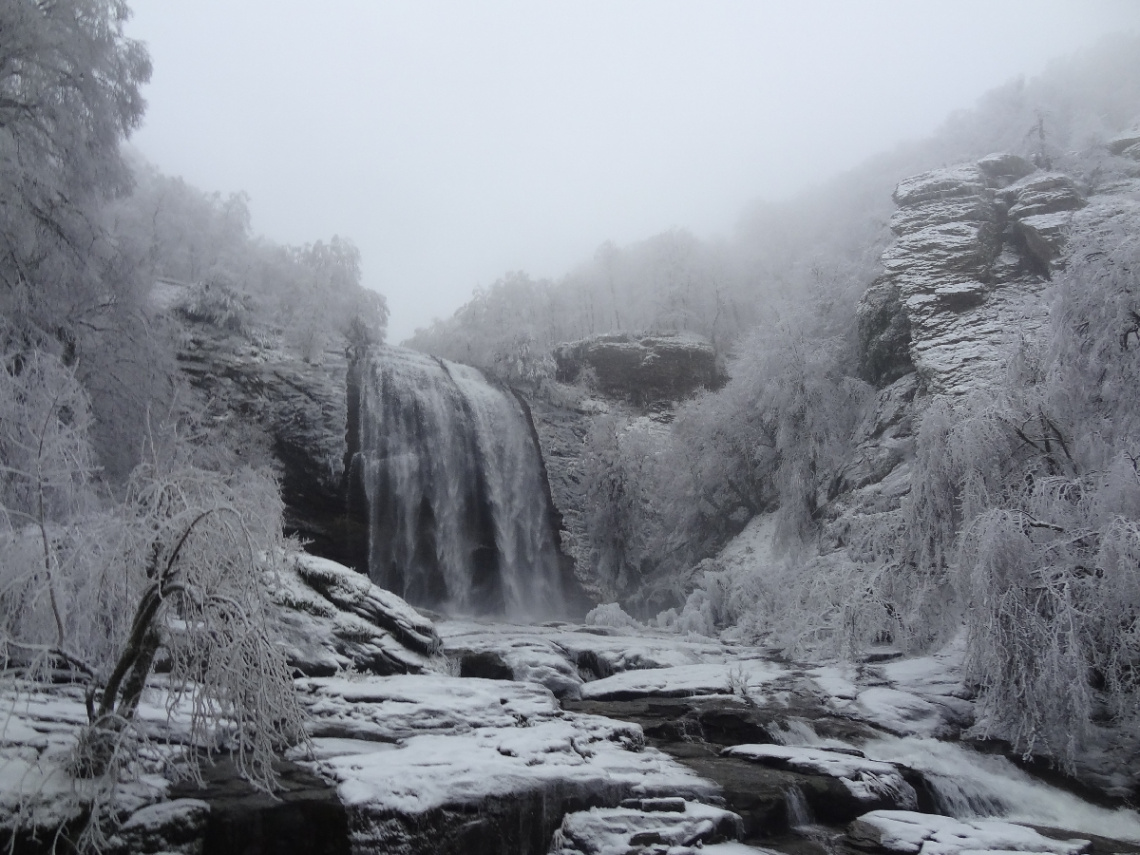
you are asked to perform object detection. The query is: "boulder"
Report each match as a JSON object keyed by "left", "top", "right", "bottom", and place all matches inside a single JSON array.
[
  {"left": 549, "top": 800, "right": 743, "bottom": 855},
  {"left": 721, "top": 746, "right": 918, "bottom": 819},
  {"left": 553, "top": 332, "right": 720, "bottom": 405},
  {"left": 1107, "top": 127, "right": 1140, "bottom": 158},
  {"left": 112, "top": 799, "right": 211, "bottom": 855},
  {"left": 267, "top": 553, "right": 441, "bottom": 677},
  {"left": 975, "top": 152, "right": 1036, "bottom": 186},
  {"left": 847, "top": 810, "right": 1089, "bottom": 855}
]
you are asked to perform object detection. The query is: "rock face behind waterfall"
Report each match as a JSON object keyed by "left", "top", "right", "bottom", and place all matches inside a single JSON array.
[{"left": 347, "top": 346, "right": 569, "bottom": 618}]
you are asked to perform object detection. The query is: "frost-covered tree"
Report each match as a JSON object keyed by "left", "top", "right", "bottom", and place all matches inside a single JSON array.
[
  {"left": 878, "top": 202, "right": 1140, "bottom": 765},
  {"left": 0, "top": 0, "right": 151, "bottom": 338},
  {"left": 0, "top": 346, "right": 305, "bottom": 851}
]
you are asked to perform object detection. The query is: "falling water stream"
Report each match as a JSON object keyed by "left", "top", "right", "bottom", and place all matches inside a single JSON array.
[
  {"left": 349, "top": 346, "right": 564, "bottom": 617},
  {"left": 864, "top": 735, "right": 1140, "bottom": 842}
]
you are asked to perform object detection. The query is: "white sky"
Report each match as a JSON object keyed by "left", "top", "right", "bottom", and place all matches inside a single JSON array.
[{"left": 126, "top": 1, "right": 1140, "bottom": 342}]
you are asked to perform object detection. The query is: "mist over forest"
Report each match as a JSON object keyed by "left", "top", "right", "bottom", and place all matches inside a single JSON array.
[{"left": 4, "top": 2, "right": 1140, "bottom": 852}]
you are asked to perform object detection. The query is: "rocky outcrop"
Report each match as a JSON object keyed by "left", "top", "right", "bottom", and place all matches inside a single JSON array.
[
  {"left": 267, "top": 553, "right": 441, "bottom": 677},
  {"left": 1108, "top": 126, "right": 1140, "bottom": 160},
  {"left": 175, "top": 320, "right": 363, "bottom": 567},
  {"left": 531, "top": 332, "right": 723, "bottom": 603},
  {"left": 846, "top": 810, "right": 1090, "bottom": 855},
  {"left": 553, "top": 332, "right": 721, "bottom": 405},
  {"left": 858, "top": 153, "right": 1082, "bottom": 395},
  {"left": 297, "top": 673, "right": 720, "bottom": 855}
]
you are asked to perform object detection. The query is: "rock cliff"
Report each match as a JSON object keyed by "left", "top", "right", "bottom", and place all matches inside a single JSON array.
[
  {"left": 175, "top": 319, "right": 364, "bottom": 567},
  {"left": 860, "top": 134, "right": 1140, "bottom": 397},
  {"left": 553, "top": 331, "right": 722, "bottom": 405},
  {"left": 860, "top": 154, "right": 1068, "bottom": 395}
]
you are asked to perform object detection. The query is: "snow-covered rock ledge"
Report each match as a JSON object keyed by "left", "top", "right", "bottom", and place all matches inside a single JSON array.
[
  {"left": 267, "top": 553, "right": 441, "bottom": 677},
  {"left": 295, "top": 674, "right": 721, "bottom": 855}
]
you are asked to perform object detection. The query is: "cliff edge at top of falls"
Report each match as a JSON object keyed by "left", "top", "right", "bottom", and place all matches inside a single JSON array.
[{"left": 170, "top": 307, "right": 360, "bottom": 567}]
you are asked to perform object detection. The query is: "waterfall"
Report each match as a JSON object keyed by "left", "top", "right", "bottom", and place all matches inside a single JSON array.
[
  {"left": 784, "top": 785, "right": 815, "bottom": 828},
  {"left": 349, "top": 346, "right": 565, "bottom": 618}
]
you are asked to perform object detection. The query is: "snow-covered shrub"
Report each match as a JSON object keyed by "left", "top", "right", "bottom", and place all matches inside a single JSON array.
[
  {"left": 882, "top": 202, "right": 1140, "bottom": 765},
  {"left": 584, "top": 602, "right": 642, "bottom": 629},
  {"left": 174, "top": 279, "right": 253, "bottom": 333},
  {"left": 1, "top": 346, "right": 306, "bottom": 850}
]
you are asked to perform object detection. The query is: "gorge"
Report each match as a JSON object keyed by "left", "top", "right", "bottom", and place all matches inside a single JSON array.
[{"left": 4, "top": 10, "right": 1140, "bottom": 853}]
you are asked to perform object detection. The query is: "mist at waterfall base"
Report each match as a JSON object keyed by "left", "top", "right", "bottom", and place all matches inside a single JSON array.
[{"left": 348, "top": 347, "right": 566, "bottom": 619}]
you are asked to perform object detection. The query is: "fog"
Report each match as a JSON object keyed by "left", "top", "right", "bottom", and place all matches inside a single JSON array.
[{"left": 126, "top": 1, "right": 1140, "bottom": 341}]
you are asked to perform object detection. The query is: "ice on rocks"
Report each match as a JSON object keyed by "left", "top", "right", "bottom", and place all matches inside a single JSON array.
[{"left": 847, "top": 810, "right": 1090, "bottom": 855}]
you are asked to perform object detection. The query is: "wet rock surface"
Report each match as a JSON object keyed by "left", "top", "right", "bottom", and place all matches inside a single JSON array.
[
  {"left": 174, "top": 321, "right": 360, "bottom": 566},
  {"left": 7, "top": 617, "right": 1140, "bottom": 855},
  {"left": 166, "top": 760, "right": 349, "bottom": 855}
]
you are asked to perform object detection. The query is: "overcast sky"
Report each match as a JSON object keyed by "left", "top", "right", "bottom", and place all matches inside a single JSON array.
[{"left": 126, "top": 1, "right": 1140, "bottom": 342}]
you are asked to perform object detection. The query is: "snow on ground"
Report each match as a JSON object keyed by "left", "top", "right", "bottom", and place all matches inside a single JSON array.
[
  {"left": 579, "top": 660, "right": 785, "bottom": 702},
  {"left": 317, "top": 714, "right": 715, "bottom": 815},
  {"left": 854, "top": 688, "right": 952, "bottom": 739},
  {"left": 723, "top": 745, "right": 917, "bottom": 810},
  {"left": 808, "top": 664, "right": 859, "bottom": 701},
  {"left": 299, "top": 674, "right": 561, "bottom": 742},
  {"left": 0, "top": 684, "right": 179, "bottom": 836},
  {"left": 807, "top": 636, "right": 972, "bottom": 739},
  {"left": 440, "top": 619, "right": 750, "bottom": 673},
  {"left": 297, "top": 672, "right": 718, "bottom": 820},
  {"left": 847, "top": 809, "right": 1090, "bottom": 855},
  {"left": 550, "top": 800, "right": 743, "bottom": 855}
]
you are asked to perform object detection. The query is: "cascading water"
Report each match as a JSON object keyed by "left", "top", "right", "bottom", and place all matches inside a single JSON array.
[
  {"left": 864, "top": 735, "right": 1140, "bottom": 842},
  {"left": 348, "top": 346, "right": 565, "bottom": 618}
]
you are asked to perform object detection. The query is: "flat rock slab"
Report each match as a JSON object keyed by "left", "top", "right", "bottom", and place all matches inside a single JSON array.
[
  {"left": 848, "top": 810, "right": 1090, "bottom": 855},
  {"left": 550, "top": 800, "right": 743, "bottom": 855},
  {"left": 722, "top": 745, "right": 917, "bottom": 812},
  {"left": 580, "top": 661, "right": 785, "bottom": 702},
  {"left": 295, "top": 673, "right": 720, "bottom": 855}
]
